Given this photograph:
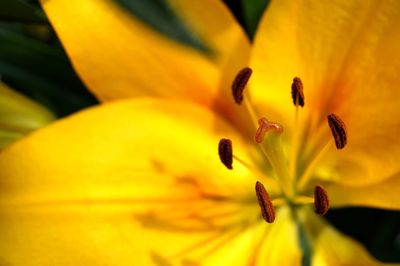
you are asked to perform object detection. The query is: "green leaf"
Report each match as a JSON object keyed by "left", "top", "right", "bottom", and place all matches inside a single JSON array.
[
  {"left": 0, "top": 0, "right": 46, "bottom": 23},
  {"left": 0, "top": 27, "right": 98, "bottom": 117},
  {"left": 115, "top": 0, "right": 209, "bottom": 52},
  {"left": 241, "top": 0, "right": 270, "bottom": 40},
  {"left": 0, "top": 82, "right": 55, "bottom": 149}
]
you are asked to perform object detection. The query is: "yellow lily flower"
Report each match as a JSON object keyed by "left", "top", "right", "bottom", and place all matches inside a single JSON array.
[{"left": 1, "top": 0, "right": 400, "bottom": 265}]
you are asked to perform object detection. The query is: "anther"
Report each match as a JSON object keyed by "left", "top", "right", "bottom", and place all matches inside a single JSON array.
[
  {"left": 255, "top": 181, "right": 275, "bottom": 223},
  {"left": 314, "top": 185, "right": 329, "bottom": 215},
  {"left": 255, "top": 117, "right": 284, "bottom": 143},
  {"left": 291, "top": 77, "right": 305, "bottom": 107},
  {"left": 327, "top": 114, "right": 347, "bottom": 149},
  {"left": 232, "top": 67, "right": 252, "bottom": 105},
  {"left": 218, "top": 139, "right": 233, "bottom": 169}
]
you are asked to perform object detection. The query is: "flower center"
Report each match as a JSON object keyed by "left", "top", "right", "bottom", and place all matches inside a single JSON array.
[{"left": 219, "top": 67, "right": 348, "bottom": 223}]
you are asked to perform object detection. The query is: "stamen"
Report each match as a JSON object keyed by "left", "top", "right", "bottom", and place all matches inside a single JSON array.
[
  {"left": 327, "top": 114, "right": 347, "bottom": 149},
  {"left": 296, "top": 139, "right": 332, "bottom": 191},
  {"left": 232, "top": 67, "right": 252, "bottom": 105},
  {"left": 255, "top": 181, "right": 275, "bottom": 223},
  {"left": 291, "top": 77, "right": 305, "bottom": 107},
  {"left": 255, "top": 117, "right": 283, "bottom": 143},
  {"left": 232, "top": 154, "right": 276, "bottom": 184},
  {"left": 289, "top": 77, "right": 305, "bottom": 182},
  {"left": 293, "top": 195, "right": 314, "bottom": 205},
  {"left": 314, "top": 185, "right": 329, "bottom": 215},
  {"left": 218, "top": 139, "right": 233, "bottom": 169},
  {"left": 218, "top": 139, "right": 278, "bottom": 186},
  {"left": 271, "top": 198, "right": 286, "bottom": 207}
]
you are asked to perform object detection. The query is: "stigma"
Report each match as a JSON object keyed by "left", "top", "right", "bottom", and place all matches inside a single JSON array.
[{"left": 255, "top": 117, "right": 283, "bottom": 143}]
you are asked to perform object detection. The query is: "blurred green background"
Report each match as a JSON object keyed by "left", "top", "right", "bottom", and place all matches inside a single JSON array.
[{"left": 1, "top": 0, "right": 399, "bottom": 263}]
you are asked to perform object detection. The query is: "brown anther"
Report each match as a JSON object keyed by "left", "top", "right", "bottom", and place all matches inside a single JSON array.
[
  {"left": 327, "top": 114, "right": 347, "bottom": 149},
  {"left": 255, "top": 181, "right": 275, "bottom": 223},
  {"left": 232, "top": 67, "right": 252, "bottom": 104},
  {"left": 218, "top": 139, "right": 233, "bottom": 169},
  {"left": 291, "top": 77, "right": 305, "bottom": 107},
  {"left": 255, "top": 117, "right": 284, "bottom": 143},
  {"left": 314, "top": 185, "right": 329, "bottom": 215}
]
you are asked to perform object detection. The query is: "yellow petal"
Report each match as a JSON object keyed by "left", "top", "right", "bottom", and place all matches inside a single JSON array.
[
  {"left": 0, "top": 98, "right": 276, "bottom": 265},
  {"left": 40, "top": 0, "right": 249, "bottom": 105},
  {"left": 167, "top": 0, "right": 251, "bottom": 88},
  {"left": 0, "top": 82, "right": 55, "bottom": 149},
  {"left": 300, "top": 208, "right": 384, "bottom": 266},
  {"left": 255, "top": 207, "right": 302, "bottom": 266},
  {"left": 325, "top": 171, "right": 400, "bottom": 210},
  {"left": 250, "top": 0, "right": 400, "bottom": 186}
]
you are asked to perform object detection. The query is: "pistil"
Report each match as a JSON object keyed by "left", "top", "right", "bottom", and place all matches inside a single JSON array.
[{"left": 255, "top": 117, "right": 294, "bottom": 198}]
